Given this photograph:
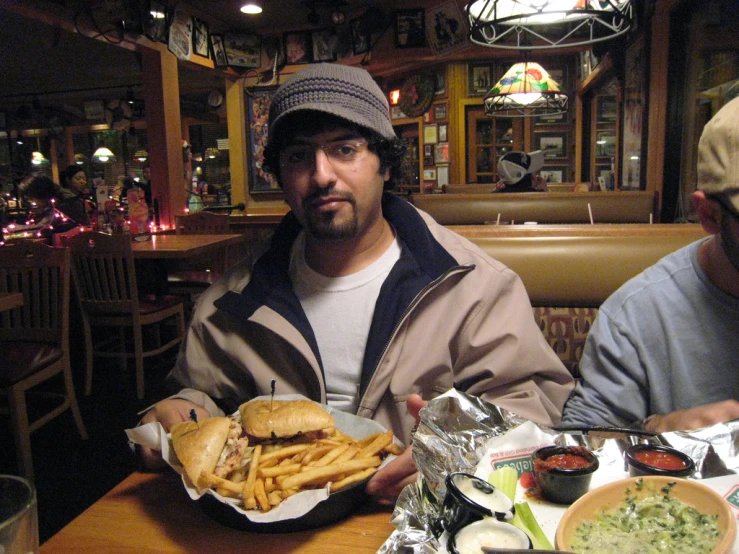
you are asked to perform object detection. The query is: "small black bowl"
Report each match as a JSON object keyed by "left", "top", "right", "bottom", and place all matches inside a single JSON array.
[
  {"left": 447, "top": 518, "right": 532, "bottom": 554},
  {"left": 532, "top": 445, "right": 599, "bottom": 505},
  {"left": 624, "top": 444, "right": 695, "bottom": 479},
  {"left": 441, "top": 472, "right": 515, "bottom": 536}
]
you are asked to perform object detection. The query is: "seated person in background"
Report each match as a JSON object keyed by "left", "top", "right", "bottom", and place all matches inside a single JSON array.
[
  {"left": 562, "top": 97, "right": 739, "bottom": 433},
  {"left": 57, "top": 165, "right": 91, "bottom": 225},
  {"left": 9, "top": 176, "right": 78, "bottom": 237},
  {"left": 494, "top": 150, "right": 549, "bottom": 192},
  {"left": 138, "top": 63, "right": 574, "bottom": 498}
]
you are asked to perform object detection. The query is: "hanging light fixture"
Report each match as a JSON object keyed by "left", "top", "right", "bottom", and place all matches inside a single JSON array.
[
  {"left": 31, "top": 132, "right": 49, "bottom": 165},
  {"left": 92, "top": 146, "right": 116, "bottom": 163},
  {"left": 484, "top": 60, "right": 568, "bottom": 117},
  {"left": 133, "top": 149, "right": 149, "bottom": 162},
  {"left": 466, "top": 0, "right": 633, "bottom": 50},
  {"left": 240, "top": 0, "right": 263, "bottom": 14}
]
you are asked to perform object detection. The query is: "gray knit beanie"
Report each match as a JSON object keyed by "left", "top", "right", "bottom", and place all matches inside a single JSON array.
[{"left": 267, "top": 64, "right": 396, "bottom": 147}]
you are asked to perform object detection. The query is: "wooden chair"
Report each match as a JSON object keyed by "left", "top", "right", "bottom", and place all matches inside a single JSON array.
[
  {"left": 0, "top": 241, "right": 88, "bottom": 479},
  {"left": 168, "top": 212, "right": 232, "bottom": 295},
  {"left": 67, "top": 231, "right": 186, "bottom": 400}
]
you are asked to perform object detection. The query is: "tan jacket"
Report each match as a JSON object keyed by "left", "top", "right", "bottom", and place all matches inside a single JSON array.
[{"left": 166, "top": 194, "right": 574, "bottom": 445}]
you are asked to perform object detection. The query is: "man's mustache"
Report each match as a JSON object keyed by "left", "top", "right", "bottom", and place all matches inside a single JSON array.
[{"left": 304, "top": 187, "right": 355, "bottom": 206}]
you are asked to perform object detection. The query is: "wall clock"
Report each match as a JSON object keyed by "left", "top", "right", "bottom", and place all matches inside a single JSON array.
[{"left": 398, "top": 74, "right": 434, "bottom": 118}]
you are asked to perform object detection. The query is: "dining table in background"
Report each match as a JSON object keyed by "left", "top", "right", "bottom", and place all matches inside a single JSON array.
[
  {"left": 131, "top": 233, "right": 245, "bottom": 296},
  {"left": 39, "top": 471, "right": 396, "bottom": 554}
]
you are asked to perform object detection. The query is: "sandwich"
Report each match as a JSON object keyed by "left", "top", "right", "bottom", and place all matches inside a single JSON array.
[
  {"left": 171, "top": 416, "right": 250, "bottom": 491},
  {"left": 239, "top": 399, "right": 335, "bottom": 443}
]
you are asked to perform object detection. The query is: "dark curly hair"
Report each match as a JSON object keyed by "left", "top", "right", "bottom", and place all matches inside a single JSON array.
[
  {"left": 60, "top": 165, "right": 86, "bottom": 190},
  {"left": 263, "top": 111, "right": 408, "bottom": 191}
]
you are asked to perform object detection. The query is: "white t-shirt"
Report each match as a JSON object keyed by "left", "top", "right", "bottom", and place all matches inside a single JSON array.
[{"left": 289, "top": 231, "right": 401, "bottom": 412}]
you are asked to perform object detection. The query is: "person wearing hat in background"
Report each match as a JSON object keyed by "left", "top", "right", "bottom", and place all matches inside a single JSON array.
[
  {"left": 494, "top": 150, "right": 549, "bottom": 192},
  {"left": 563, "top": 96, "right": 739, "bottom": 433},
  {"left": 138, "top": 64, "right": 574, "bottom": 498}
]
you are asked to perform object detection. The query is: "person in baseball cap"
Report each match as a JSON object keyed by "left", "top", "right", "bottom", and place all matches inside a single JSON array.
[
  {"left": 563, "top": 96, "right": 739, "bottom": 433},
  {"left": 495, "top": 150, "right": 549, "bottom": 192}
]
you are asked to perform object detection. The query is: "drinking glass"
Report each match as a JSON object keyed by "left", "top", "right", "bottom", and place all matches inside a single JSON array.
[{"left": 0, "top": 474, "right": 39, "bottom": 554}]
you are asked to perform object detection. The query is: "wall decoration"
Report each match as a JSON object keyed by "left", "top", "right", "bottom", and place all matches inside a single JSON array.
[
  {"left": 399, "top": 74, "right": 435, "bottom": 118},
  {"left": 438, "top": 124, "right": 448, "bottom": 142},
  {"left": 84, "top": 101, "right": 105, "bottom": 120},
  {"left": 423, "top": 124, "right": 438, "bottom": 144},
  {"left": 425, "top": 0, "right": 469, "bottom": 57},
  {"left": 391, "top": 106, "right": 407, "bottom": 120},
  {"left": 144, "top": 1, "right": 168, "bottom": 43},
  {"left": 434, "top": 142, "right": 450, "bottom": 163},
  {"left": 192, "top": 17, "right": 210, "bottom": 58},
  {"left": 540, "top": 168, "right": 565, "bottom": 183},
  {"left": 350, "top": 17, "right": 370, "bottom": 55},
  {"left": 535, "top": 131, "right": 567, "bottom": 159},
  {"left": 433, "top": 103, "right": 447, "bottom": 122},
  {"left": 210, "top": 34, "right": 228, "bottom": 67},
  {"left": 224, "top": 32, "right": 261, "bottom": 68},
  {"left": 437, "top": 164, "right": 449, "bottom": 187},
  {"left": 167, "top": 6, "right": 192, "bottom": 61},
  {"left": 621, "top": 35, "right": 648, "bottom": 191},
  {"left": 424, "top": 156, "right": 435, "bottom": 167},
  {"left": 423, "top": 168, "right": 437, "bottom": 181},
  {"left": 395, "top": 9, "right": 426, "bottom": 48},
  {"left": 284, "top": 31, "right": 311, "bottom": 65},
  {"left": 247, "top": 88, "right": 281, "bottom": 196},
  {"left": 311, "top": 29, "right": 336, "bottom": 62},
  {"left": 468, "top": 63, "right": 493, "bottom": 96},
  {"left": 434, "top": 68, "right": 446, "bottom": 96}
]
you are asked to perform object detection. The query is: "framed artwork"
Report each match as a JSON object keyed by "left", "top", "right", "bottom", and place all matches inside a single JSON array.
[
  {"left": 284, "top": 31, "right": 311, "bottom": 65},
  {"left": 424, "top": 156, "right": 435, "bottom": 167},
  {"left": 144, "top": 1, "right": 168, "bottom": 43},
  {"left": 350, "top": 17, "right": 370, "bottom": 55},
  {"left": 434, "top": 142, "right": 450, "bottom": 163},
  {"left": 540, "top": 167, "right": 565, "bottom": 183},
  {"left": 535, "top": 131, "right": 567, "bottom": 159},
  {"left": 597, "top": 96, "right": 618, "bottom": 122},
  {"left": 210, "top": 34, "right": 228, "bottom": 68},
  {"left": 311, "top": 29, "right": 336, "bottom": 62},
  {"left": 437, "top": 165, "right": 450, "bottom": 187},
  {"left": 423, "top": 168, "right": 437, "bottom": 181},
  {"left": 247, "top": 88, "right": 282, "bottom": 197},
  {"left": 621, "top": 35, "right": 648, "bottom": 190},
  {"left": 390, "top": 106, "right": 407, "bottom": 120},
  {"left": 424, "top": 111, "right": 432, "bottom": 123},
  {"left": 425, "top": 0, "right": 469, "bottom": 56},
  {"left": 595, "top": 131, "right": 617, "bottom": 158},
  {"left": 433, "top": 103, "right": 447, "bottom": 122},
  {"left": 423, "top": 124, "right": 438, "bottom": 144},
  {"left": 424, "top": 144, "right": 432, "bottom": 156},
  {"left": 167, "top": 6, "right": 192, "bottom": 60},
  {"left": 438, "top": 124, "right": 448, "bottom": 142},
  {"left": 434, "top": 68, "right": 446, "bottom": 97},
  {"left": 468, "top": 63, "right": 493, "bottom": 96},
  {"left": 395, "top": 9, "right": 426, "bottom": 48},
  {"left": 192, "top": 17, "right": 210, "bottom": 58},
  {"left": 224, "top": 32, "right": 261, "bottom": 68}
]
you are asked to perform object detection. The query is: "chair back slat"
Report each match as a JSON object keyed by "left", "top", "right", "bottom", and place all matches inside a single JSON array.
[
  {"left": 68, "top": 232, "right": 139, "bottom": 315},
  {"left": 0, "top": 241, "right": 69, "bottom": 345}
]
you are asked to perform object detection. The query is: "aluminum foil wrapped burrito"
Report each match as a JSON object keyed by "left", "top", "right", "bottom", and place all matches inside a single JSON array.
[{"left": 378, "top": 389, "right": 739, "bottom": 553}]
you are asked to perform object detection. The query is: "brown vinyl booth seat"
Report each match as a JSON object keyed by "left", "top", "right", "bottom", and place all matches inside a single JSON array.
[
  {"left": 408, "top": 191, "right": 657, "bottom": 225},
  {"left": 462, "top": 224, "right": 708, "bottom": 377}
]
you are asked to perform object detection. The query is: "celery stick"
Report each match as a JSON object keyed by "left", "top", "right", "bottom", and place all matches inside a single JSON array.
[
  {"left": 514, "top": 501, "right": 554, "bottom": 550},
  {"left": 487, "top": 466, "right": 518, "bottom": 502}
]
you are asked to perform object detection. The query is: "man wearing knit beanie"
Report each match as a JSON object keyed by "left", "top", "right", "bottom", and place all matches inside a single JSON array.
[
  {"left": 141, "top": 64, "right": 574, "bottom": 501},
  {"left": 564, "top": 96, "right": 739, "bottom": 432}
]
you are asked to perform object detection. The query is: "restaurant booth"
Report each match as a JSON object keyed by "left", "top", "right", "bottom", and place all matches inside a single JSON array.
[{"left": 0, "top": 0, "right": 738, "bottom": 551}]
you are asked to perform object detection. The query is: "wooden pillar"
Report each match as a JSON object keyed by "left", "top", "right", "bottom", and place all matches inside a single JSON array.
[
  {"left": 226, "top": 78, "right": 248, "bottom": 209},
  {"left": 138, "top": 43, "right": 187, "bottom": 228}
]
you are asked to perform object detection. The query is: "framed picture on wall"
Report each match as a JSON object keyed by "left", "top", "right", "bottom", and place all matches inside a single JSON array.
[
  {"left": 311, "top": 29, "right": 336, "bottom": 62},
  {"left": 438, "top": 124, "right": 448, "bottom": 142},
  {"left": 469, "top": 63, "right": 492, "bottom": 96},
  {"left": 433, "top": 103, "right": 447, "bottom": 122},
  {"left": 192, "top": 17, "right": 210, "bottom": 58},
  {"left": 540, "top": 167, "right": 565, "bottom": 183},
  {"left": 434, "top": 142, "right": 450, "bottom": 163},
  {"left": 437, "top": 164, "right": 449, "bottom": 187},
  {"left": 350, "top": 17, "right": 370, "bottom": 55},
  {"left": 284, "top": 31, "right": 311, "bottom": 64},
  {"left": 423, "top": 168, "right": 437, "bottom": 181},
  {"left": 621, "top": 35, "right": 648, "bottom": 190},
  {"left": 535, "top": 131, "right": 567, "bottom": 159},
  {"left": 210, "top": 34, "right": 228, "bottom": 67},
  {"left": 395, "top": 9, "right": 426, "bottom": 48},
  {"left": 423, "top": 124, "right": 438, "bottom": 144},
  {"left": 224, "top": 32, "right": 261, "bottom": 68},
  {"left": 247, "top": 88, "right": 282, "bottom": 197},
  {"left": 390, "top": 106, "right": 407, "bottom": 120}
]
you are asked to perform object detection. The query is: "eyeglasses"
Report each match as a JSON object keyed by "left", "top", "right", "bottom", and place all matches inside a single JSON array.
[{"left": 279, "top": 139, "right": 369, "bottom": 171}]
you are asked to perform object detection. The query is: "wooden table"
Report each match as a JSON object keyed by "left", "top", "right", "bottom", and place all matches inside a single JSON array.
[
  {"left": 40, "top": 472, "right": 396, "bottom": 553},
  {"left": 0, "top": 292, "right": 24, "bottom": 312}
]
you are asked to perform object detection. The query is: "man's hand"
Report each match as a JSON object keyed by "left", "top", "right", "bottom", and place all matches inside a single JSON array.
[
  {"left": 137, "top": 399, "right": 211, "bottom": 469},
  {"left": 644, "top": 400, "right": 739, "bottom": 433},
  {"left": 365, "top": 394, "right": 427, "bottom": 500}
]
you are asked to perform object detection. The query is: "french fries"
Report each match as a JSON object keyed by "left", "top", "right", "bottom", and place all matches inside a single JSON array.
[{"left": 199, "top": 426, "right": 404, "bottom": 512}]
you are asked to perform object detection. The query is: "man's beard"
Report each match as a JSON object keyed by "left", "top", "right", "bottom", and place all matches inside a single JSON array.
[{"left": 302, "top": 189, "right": 358, "bottom": 240}]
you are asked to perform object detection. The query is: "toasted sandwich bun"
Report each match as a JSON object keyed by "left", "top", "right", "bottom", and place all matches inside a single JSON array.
[
  {"left": 171, "top": 416, "right": 232, "bottom": 490},
  {"left": 239, "top": 400, "right": 335, "bottom": 441}
]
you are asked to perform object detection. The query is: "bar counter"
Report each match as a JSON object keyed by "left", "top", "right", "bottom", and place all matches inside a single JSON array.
[{"left": 40, "top": 472, "right": 396, "bottom": 553}]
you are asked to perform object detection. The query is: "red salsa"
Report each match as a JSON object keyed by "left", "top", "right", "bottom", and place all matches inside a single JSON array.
[
  {"left": 534, "top": 447, "right": 593, "bottom": 472},
  {"left": 633, "top": 449, "right": 687, "bottom": 470}
]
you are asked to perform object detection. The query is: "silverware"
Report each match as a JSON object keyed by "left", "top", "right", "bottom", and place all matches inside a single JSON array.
[{"left": 553, "top": 425, "right": 657, "bottom": 439}]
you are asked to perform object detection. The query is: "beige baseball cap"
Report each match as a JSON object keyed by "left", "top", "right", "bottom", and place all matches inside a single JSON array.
[{"left": 697, "top": 96, "right": 739, "bottom": 213}]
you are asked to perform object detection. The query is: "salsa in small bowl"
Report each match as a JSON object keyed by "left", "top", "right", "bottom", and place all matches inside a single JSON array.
[
  {"left": 532, "top": 445, "right": 599, "bottom": 504},
  {"left": 624, "top": 444, "right": 695, "bottom": 478}
]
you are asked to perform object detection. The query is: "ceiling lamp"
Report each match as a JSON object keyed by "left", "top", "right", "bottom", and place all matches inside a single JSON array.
[
  {"left": 133, "top": 149, "right": 148, "bottom": 162},
  {"left": 240, "top": 0, "right": 263, "bottom": 14},
  {"left": 92, "top": 147, "right": 116, "bottom": 163},
  {"left": 31, "top": 151, "right": 49, "bottom": 165},
  {"left": 466, "top": 0, "right": 633, "bottom": 50},
  {"left": 484, "top": 61, "right": 568, "bottom": 117}
]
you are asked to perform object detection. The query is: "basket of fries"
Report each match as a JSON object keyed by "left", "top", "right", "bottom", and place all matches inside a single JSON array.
[{"left": 126, "top": 394, "right": 402, "bottom": 532}]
